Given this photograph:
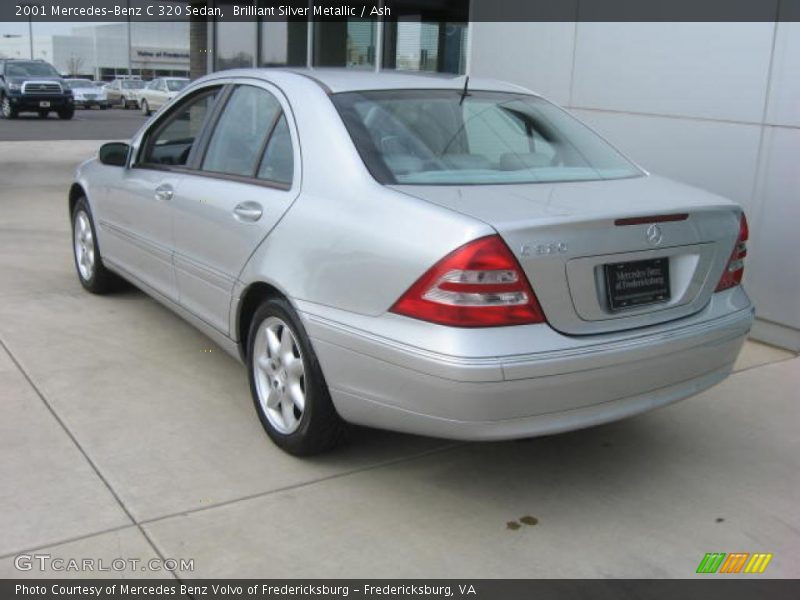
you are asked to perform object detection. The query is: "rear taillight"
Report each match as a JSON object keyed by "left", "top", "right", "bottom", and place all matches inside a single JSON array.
[
  {"left": 390, "top": 235, "right": 546, "bottom": 327},
  {"left": 715, "top": 213, "right": 749, "bottom": 292}
]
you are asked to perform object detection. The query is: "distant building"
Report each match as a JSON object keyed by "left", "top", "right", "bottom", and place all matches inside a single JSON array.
[{"left": 0, "top": 22, "right": 189, "bottom": 80}]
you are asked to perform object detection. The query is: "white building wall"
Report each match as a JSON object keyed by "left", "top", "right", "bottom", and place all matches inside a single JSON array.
[{"left": 470, "top": 21, "right": 800, "bottom": 351}]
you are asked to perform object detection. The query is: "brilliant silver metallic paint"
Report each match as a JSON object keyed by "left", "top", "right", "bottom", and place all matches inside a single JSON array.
[{"left": 72, "top": 69, "right": 754, "bottom": 441}]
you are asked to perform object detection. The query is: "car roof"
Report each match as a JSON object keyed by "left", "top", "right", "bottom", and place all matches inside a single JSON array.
[{"left": 201, "top": 68, "right": 536, "bottom": 95}]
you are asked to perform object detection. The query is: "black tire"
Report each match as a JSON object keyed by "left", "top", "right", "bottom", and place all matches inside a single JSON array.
[
  {"left": 247, "top": 298, "right": 348, "bottom": 456},
  {"left": 141, "top": 99, "right": 150, "bottom": 116},
  {"left": 58, "top": 107, "right": 75, "bottom": 120},
  {"left": 1, "top": 95, "right": 18, "bottom": 119},
  {"left": 71, "top": 197, "right": 122, "bottom": 294},
  {"left": 38, "top": 110, "right": 49, "bottom": 119}
]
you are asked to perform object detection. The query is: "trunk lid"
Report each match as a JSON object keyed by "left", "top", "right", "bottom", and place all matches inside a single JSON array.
[{"left": 391, "top": 175, "right": 742, "bottom": 335}]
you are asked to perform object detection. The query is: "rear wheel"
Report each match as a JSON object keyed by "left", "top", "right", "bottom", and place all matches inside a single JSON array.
[
  {"left": 1, "top": 95, "right": 18, "bottom": 119},
  {"left": 71, "top": 197, "right": 122, "bottom": 294},
  {"left": 247, "top": 298, "right": 347, "bottom": 456}
]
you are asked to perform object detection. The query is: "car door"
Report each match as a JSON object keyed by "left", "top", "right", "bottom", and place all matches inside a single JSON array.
[
  {"left": 99, "top": 85, "right": 223, "bottom": 301},
  {"left": 170, "top": 81, "right": 301, "bottom": 334}
]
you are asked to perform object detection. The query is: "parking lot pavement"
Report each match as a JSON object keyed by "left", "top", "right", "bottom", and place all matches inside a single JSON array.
[
  {"left": 0, "top": 141, "right": 798, "bottom": 578},
  {"left": 0, "top": 108, "right": 147, "bottom": 142}
]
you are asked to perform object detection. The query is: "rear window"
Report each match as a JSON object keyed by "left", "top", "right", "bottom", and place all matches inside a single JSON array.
[
  {"left": 66, "top": 80, "right": 94, "bottom": 89},
  {"left": 166, "top": 79, "right": 189, "bottom": 92},
  {"left": 332, "top": 89, "right": 642, "bottom": 185}
]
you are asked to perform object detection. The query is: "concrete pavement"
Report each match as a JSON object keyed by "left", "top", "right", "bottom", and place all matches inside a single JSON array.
[{"left": 0, "top": 141, "right": 797, "bottom": 578}]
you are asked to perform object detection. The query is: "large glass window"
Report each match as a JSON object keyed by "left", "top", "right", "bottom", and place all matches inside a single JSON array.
[
  {"left": 214, "top": 19, "right": 256, "bottom": 70},
  {"left": 333, "top": 90, "right": 643, "bottom": 185},
  {"left": 259, "top": 20, "right": 308, "bottom": 67},
  {"left": 202, "top": 85, "right": 282, "bottom": 178},
  {"left": 141, "top": 89, "right": 220, "bottom": 166},
  {"left": 313, "top": 20, "right": 376, "bottom": 68}
]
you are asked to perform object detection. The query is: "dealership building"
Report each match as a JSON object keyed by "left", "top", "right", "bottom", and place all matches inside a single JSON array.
[{"left": 0, "top": 22, "right": 189, "bottom": 80}]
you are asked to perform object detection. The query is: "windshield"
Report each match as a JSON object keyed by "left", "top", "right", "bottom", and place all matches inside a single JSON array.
[
  {"left": 6, "top": 62, "right": 61, "bottom": 78},
  {"left": 333, "top": 90, "right": 642, "bottom": 185},
  {"left": 121, "top": 80, "right": 145, "bottom": 89},
  {"left": 166, "top": 79, "right": 189, "bottom": 91},
  {"left": 66, "top": 79, "right": 94, "bottom": 89}
]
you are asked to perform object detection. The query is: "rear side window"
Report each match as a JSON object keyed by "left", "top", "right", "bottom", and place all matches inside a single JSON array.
[
  {"left": 141, "top": 89, "right": 219, "bottom": 167},
  {"left": 202, "top": 85, "right": 282, "bottom": 178},
  {"left": 256, "top": 114, "right": 294, "bottom": 186}
]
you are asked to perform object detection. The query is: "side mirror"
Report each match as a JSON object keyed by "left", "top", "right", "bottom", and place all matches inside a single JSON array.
[{"left": 98, "top": 142, "right": 129, "bottom": 167}]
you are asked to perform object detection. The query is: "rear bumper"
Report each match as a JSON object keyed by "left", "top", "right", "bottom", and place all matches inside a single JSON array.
[{"left": 302, "top": 289, "right": 754, "bottom": 440}]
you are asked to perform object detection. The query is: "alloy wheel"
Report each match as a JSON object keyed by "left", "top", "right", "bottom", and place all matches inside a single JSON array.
[
  {"left": 252, "top": 316, "right": 306, "bottom": 434},
  {"left": 73, "top": 210, "right": 95, "bottom": 281}
]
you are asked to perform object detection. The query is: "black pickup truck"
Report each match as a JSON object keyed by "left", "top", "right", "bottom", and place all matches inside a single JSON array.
[{"left": 0, "top": 59, "right": 75, "bottom": 120}]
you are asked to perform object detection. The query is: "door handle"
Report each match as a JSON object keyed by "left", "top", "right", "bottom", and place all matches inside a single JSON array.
[
  {"left": 154, "top": 184, "right": 173, "bottom": 202},
  {"left": 233, "top": 202, "right": 263, "bottom": 222}
]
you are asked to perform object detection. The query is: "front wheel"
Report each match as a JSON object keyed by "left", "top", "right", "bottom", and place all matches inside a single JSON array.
[
  {"left": 58, "top": 107, "right": 74, "bottom": 120},
  {"left": 141, "top": 100, "right": 150, "bottom": 116},
  {"left": 247, "top": 298, "right": 348, "bottom": 456},
  {"left": 1, "top": 95, "right": 18, "bottom": 119},
  {"left": 71, "top": 197, "right": 122, "bottom": 294}
]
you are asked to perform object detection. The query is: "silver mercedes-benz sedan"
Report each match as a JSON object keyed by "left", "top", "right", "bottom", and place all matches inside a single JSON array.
[{"left": 69, "top": 69, "right": 754, "bottom": 455}]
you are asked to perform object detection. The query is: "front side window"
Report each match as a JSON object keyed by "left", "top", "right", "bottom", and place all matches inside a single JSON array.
[
  {"left": 122, "top": 80, "right": 145, "bottom": 90},
  {"left": 141, "top": 89, "right": 220, "bottom": 167},
  {"left": 202, "top": 85, "right": 282, "bottom": 178},
  {"left": 333, "top": 90, "right": 642, "bottom": 185}
]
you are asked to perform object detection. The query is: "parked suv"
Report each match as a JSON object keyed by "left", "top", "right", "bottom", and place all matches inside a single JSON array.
[{"left": 0, "top": 59, "right": 74, "bottom": 119}]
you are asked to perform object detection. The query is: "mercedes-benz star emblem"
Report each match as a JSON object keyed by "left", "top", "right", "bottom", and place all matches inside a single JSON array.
[{"left": 646, "top": 223, "right": 663, "bottom": 246}]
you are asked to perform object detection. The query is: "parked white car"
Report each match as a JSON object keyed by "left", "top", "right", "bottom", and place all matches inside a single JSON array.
[{"left": 137, "top": 77, "right": 190, "bottom": 116}]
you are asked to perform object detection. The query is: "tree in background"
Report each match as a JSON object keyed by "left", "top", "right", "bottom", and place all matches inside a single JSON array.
[{"left": 66, "top": 54, "right": 85, "bottom": 77}]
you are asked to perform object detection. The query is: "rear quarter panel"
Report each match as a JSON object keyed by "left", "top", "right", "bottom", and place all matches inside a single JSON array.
[{"left": 235, "top": 76, "right": 491, "bottom": 319}]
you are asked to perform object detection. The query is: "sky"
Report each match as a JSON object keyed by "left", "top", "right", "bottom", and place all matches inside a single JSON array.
[{"left": 0, "top": 21, "right": 102, "bottom": 38}]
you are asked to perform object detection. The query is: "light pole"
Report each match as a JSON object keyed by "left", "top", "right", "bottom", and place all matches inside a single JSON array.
[
  {"left": 16, "top": 3, "right": 35, "bottom": 58},
  {"left": 28, "top": 13, "right": 33, "bottom": 59},
  {"left": 127, "top": 0, "right": 133, "bottom": 76}
]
